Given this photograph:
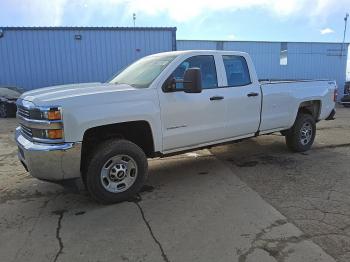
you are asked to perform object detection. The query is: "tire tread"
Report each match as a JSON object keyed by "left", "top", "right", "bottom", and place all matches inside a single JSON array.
[
  {"left": 285, "top": 113, "right": 316, "bottom": 152},
  {"left": 85, "top": 139, "right": 148, "bottom": 204}
]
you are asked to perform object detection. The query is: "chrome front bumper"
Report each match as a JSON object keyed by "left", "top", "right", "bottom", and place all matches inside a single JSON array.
[{"left": 15, "top": 127, "right": 82, "bottom": 181}]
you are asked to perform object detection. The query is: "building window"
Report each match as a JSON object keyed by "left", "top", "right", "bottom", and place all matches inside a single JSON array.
[{"left": 280, "top": 42, "right": 288, "bottom": 66}]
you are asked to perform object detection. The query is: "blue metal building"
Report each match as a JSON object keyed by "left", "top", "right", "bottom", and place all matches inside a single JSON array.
[
  {"left": 178, "top": 40, "right": 349, "bottom": 96},
  {"left": 0, "top": 27, "right": 176, "bottom": 90},
  {"left": 0, "top": 27, "right": 348, "bottom": 97}
]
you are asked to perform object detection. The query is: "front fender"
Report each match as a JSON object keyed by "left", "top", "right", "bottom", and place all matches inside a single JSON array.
[{"left": 61, "top": 92, "right": 162, "bottom": 152}]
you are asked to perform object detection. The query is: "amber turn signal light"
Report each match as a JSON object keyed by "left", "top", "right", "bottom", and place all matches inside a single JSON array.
[
  {"left": 46, "top": 129, "right": 64, "bottom": 139},
  {"left": 47, "top": 110, "right": 62, "bottom": 120}
]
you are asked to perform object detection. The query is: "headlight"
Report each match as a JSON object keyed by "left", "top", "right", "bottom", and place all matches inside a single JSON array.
[
  {"left": 32, "top": 128, "right": 64, "bottom": 140},
  {"left": 30, "top": 107, "right": 62, "bottom": 121},
  {"left": 17, "top": 102, "right": 64, "bottom": 143}
]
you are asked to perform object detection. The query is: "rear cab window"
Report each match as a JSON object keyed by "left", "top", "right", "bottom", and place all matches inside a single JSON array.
[
  {"left": 171, "top": 55, "right": 218, "bottom": 90},
  {"left": 222, "top": 55, "right": 251, "bottom": 87}
]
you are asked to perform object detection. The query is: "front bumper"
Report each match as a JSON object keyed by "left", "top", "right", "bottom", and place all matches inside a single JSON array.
[{"left": 15, "top": 127, "right": 82, "bottom": 181}]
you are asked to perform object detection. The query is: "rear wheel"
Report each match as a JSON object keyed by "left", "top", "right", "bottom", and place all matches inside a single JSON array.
[
  {"left": 85, "top": 139, "right": 148, "bottom": 204},
  {"left": 285, "top": 113, "right": 316, "bottom": 152},
  {"left": 343, "top": 104, "right": 350, "bottom": 108}
]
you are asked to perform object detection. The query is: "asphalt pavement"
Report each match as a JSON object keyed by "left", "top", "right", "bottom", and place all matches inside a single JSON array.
[{"left": 1, "top": 107, "right": 349, "bottom": 262}]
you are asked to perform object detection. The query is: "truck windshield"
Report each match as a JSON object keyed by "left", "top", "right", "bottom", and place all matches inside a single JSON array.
[{"left": 109, "top": 54, "right": 177, "bottom": 88}]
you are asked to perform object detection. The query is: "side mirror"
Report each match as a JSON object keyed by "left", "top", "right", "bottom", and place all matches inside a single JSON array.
[
  {"left": 162, "top": 67, "right": 202, "bottom": 93},
  {"left": 184, "top": 68, "right": 202, "bottom": 93},
  {"left": 162, "top": 77, "right": 176, "bottom": 92}
]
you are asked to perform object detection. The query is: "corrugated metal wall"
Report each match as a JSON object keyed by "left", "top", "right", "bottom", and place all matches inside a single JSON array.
[
  {"left": 1, "top": 28, "right": 347, "bottom": 96},
  {"left": 177, "top": 40, "right": 348, "bottom": 96},
  {"left": 0, "top": 27, "right": 176, "bottom": 90}
]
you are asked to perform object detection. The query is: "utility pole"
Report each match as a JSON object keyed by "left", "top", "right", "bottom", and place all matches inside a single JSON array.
[
  {"left": 133, "top": 13, "right": 136, "bottom": 28},
  {"left": 341, "top": 13, "right": 349, "bottom": 57}
]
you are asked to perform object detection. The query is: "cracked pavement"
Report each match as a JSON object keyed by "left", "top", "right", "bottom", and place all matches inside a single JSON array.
[
  {"left": 211, "top": 106, "right": 350, "bottom": 262},
  {"left": 0, "top": 106, "right": 349, "bottom": 262},
  {"left": 52, "top": 209, "right": 66, "bottom": 262},
  {"left": 135, "top": 201, "right": 170, "bottom": 262}
]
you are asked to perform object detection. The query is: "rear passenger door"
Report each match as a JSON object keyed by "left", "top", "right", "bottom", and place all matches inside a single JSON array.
[{"left": 220, "top": 55, "right": 261, "bottom": 138}]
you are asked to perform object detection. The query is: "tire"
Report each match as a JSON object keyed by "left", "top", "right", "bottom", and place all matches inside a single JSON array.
[
  {"left": 0, "top": 102, "right": 8, "bottom": 118},
  {"left": 85, "top": 139, "right": 148, "bottom": 204},
  {"left": 343, "top": 104, "right": 350, "bottom": 108},
  {"left": 285, "top": 113, "right": 316, "bottom": 152}
]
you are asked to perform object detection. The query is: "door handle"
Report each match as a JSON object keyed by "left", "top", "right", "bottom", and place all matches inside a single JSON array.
[
  {"left": 247, "top": 92, "right": 259, "bottom": 97},
  {"left": 210, "top": 96, "right": 224, "bottom": 101}
]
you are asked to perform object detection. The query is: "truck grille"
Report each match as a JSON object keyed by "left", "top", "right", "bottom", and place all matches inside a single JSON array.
[
  {"left": 17, "top": 104, "right": 34, "bottom": 139},
  {"left": 17, "top": 106, "right": 30, "bottom": 118},
  {"left": 20, "top": 124, "right": 33, "bottom": 139}
]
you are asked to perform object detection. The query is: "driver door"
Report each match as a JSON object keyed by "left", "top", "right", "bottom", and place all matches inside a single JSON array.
[{"left": 157, "top": 55, "right": 227, "bottom": 153}]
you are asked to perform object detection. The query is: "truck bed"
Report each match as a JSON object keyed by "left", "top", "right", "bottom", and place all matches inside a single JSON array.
[
  {"left": 257, "top": 78, "right": 336, "bottom": 132},
  {"left": 259, "top": 79, "right": 333, "bottom": 85}
]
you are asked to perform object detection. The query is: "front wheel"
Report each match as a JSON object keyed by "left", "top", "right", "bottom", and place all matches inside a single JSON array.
[
  {"left": 85, "top": 139, "right": 148, "bottom": 204},
  {"left": 285, "top": 113, "right": 316, "bottom": 152}
]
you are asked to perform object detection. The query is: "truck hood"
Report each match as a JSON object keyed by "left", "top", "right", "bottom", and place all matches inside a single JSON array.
[{"left": 20, "top": 82, "right": 139, "bottom": 105}]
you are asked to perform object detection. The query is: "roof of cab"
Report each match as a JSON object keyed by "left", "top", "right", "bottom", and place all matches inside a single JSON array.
[{"left": 152, "top": 50, "right": 249, "bottom": 57}]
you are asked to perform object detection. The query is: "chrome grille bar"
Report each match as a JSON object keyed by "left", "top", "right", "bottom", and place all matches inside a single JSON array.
[
  {"left": 17, "top": 115, "right": 63, "bottom": 129},
  {"left": 20, "top": 124, "right": 33, "bottom": 139},
  {"left": 17, "top": 106, "right": 30, "bottom": 118}
]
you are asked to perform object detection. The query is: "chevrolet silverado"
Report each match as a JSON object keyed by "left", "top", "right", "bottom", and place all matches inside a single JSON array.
[{"left": 15, "top": 50, "right": 337, "bottom": 204}]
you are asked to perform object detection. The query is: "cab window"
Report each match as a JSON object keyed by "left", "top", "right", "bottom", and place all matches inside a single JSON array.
[
  {"left": 172, "top": 55, "right": 218, "bottom": 90},
  {"left": 223, "top": 55, "right": 251, "bottom": 87}
]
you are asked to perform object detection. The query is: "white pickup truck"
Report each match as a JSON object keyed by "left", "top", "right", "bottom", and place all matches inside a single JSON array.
[{"left": 15, "top": 50, "right": 337, "bottom": 204}]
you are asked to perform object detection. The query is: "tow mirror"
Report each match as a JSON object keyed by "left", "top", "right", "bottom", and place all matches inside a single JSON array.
[
  {"left": 162, "top": 77, "right": 176, "bottom": 92},
  {"left": 183, "top": 68, "right": 202, "bottom": 93},
  {"left": 162, "top": 67, "right": 202, "bottom": 93}
]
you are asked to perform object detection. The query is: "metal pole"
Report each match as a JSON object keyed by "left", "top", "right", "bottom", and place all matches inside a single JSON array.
[
  {"left": 341, "top": 13, "right": 349, "bottom": 57},
  {"left": 133, "top": 13, "right": 136, "bottom": 28}
]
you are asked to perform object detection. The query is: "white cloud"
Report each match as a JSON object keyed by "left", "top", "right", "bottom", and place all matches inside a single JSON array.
[
  {"left": 124, "top": 0, "right": 303, "bottom": 22},
  {"left": 120, "top": 0, "right": 349, "bottom": 22},
  {"left": 3, "top": 0, "right": 349, "bottom": 25},
  {"left": 320, "top": 27, "right": 334, "bottom": 35},
  {"left": 227, "top": 34, "right": 236, "bottom": 40}
]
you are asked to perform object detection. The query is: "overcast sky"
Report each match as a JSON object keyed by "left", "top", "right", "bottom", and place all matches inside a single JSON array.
[{"left": 1, "top": 0, "right": 349, "bottom": 78}]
